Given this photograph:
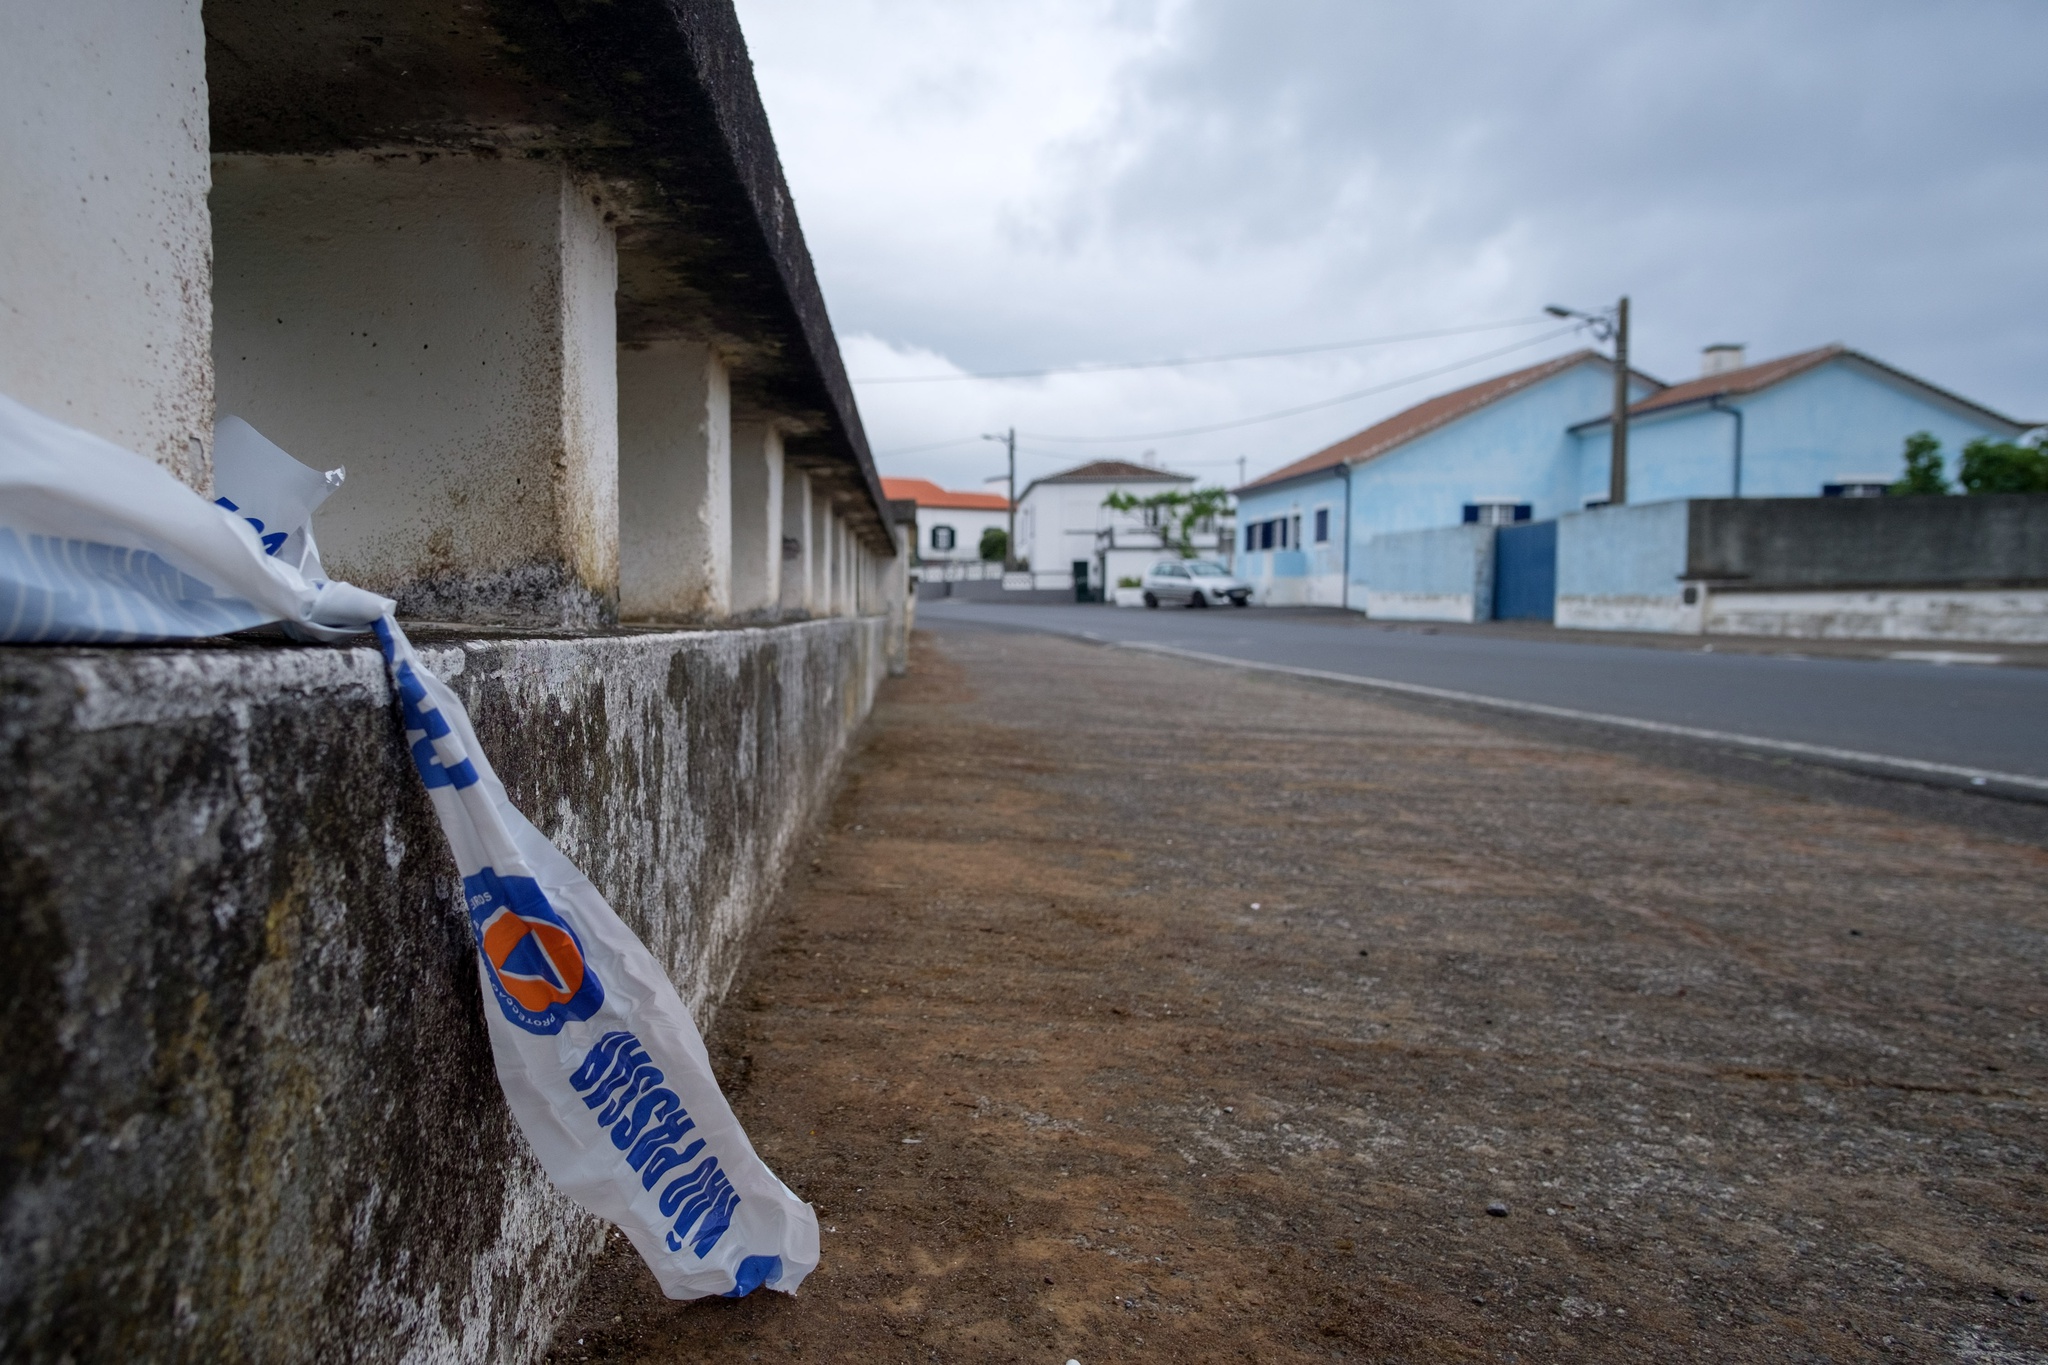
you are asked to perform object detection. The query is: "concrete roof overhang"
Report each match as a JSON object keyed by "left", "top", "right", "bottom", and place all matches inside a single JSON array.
[{"left": 204, "top": 0, "right": 895, "bottom": 553}]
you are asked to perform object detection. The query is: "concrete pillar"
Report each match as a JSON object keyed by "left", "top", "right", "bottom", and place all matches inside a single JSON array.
[
  {"left": 884, "top": 520, "right": 913, "bottom": 676},
  {"left": 839, "top": 523, "right": 857, "bottom": 616},
  {"left": 0, "top": 0, "right": 212, "bottom": 487},
  {"left": 212, "top": 153, "right": 619, "bottom": 626},
  {"left": 780, "top": 467, "right": 813, "bottom": 615},
  {"left": 810, "top": 495, "right": 832, "bottom": 613},
  {"left": 729, "top": 421, "right": 784, "bottom": 617},
  {"left": 618, "top": 340, "right": 731, "bottom": 620}
]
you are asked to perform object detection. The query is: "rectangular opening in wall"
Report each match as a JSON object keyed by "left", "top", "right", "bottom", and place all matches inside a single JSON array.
[{"left": 1463, "top": 501, "right": 1532, "bottom": 527}]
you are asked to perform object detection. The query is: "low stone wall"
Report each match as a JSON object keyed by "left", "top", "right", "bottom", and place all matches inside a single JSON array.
[
  {"left": 1702, "top": 586, "right": 2048, "bottom": 643},
  {"left": 0, "top": 617, "right": 885, "bottom": 1365},
  {"left": 1557, "top": 495, "right": 2048, "bottom": 640},
  {"left": 1554, "top": 500, "right": 1696, "bottom": 633},
  {"left": 1360, "top": 524, "right": 1494, "bottom": 622}
]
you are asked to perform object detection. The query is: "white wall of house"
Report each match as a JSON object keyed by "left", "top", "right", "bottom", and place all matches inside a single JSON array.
[
  {"left": 913, "top": 504, "right": 1009, "bottom": 562},
  {"left": 213, "top": 153, "right": 620, "bottom": 623},
  {"left": 1017, "top": 475, "right": 1192, "bottom": 584},
  {"left": 0, "top": 0, "right": 214, "bottom": 488}
]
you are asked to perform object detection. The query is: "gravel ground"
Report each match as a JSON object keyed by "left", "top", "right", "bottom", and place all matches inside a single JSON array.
[{"left": 546, "top": 625, "right": 2048, "bottom": 1364}]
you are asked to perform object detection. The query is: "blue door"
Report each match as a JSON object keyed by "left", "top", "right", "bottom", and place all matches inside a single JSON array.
[{"left": 1493, "top": 520, "right": 1556, "bottom": 621}]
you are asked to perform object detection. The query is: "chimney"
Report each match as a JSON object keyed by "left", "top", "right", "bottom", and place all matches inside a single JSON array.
[{"left": 1701, "top": 343, "right": 1746, "bottom": 377}]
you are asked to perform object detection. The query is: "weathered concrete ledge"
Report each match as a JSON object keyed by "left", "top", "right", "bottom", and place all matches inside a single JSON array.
[{"left": 0, "top": 617, "right": 885, "bottom": 1364}]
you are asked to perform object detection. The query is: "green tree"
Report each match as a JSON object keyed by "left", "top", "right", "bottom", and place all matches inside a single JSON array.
[
  {"left": 978, "top": 526, "right": 1008, "bottom": 562},
  {"left": 1958, "top": 435, "right": 2048, "bottom": 494},
  {"left": 1890, "top": 431, "right": 1948, "bottom": 495},
  {"left": 1102, "top": 485, "right": 1232, "bottom": 556}
]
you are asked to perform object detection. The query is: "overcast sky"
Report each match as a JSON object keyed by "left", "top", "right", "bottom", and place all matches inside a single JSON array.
[{"left": 734, "top": 0, "right": 2048, "bottom": 490}]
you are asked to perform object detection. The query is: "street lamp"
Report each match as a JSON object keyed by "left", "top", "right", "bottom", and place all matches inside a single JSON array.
[{"left": 1547, "top": 298, "right": 1631, "bottom": 506}]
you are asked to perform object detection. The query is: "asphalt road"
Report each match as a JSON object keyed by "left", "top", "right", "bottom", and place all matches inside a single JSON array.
[{"left": 918, "top": 600, "right": 2048, "bottom": 786}]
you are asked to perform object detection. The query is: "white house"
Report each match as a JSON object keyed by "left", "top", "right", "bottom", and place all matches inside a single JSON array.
[
  {"left": 1015, "top": 459, "right": 1229, "bottom": 593},
  {"left": 882, "top": 477, "right": 1010, "bottom": 564}
]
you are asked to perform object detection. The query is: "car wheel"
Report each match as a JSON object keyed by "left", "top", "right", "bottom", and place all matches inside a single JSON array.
[
  {"left": 1142, "top": 591, "right": 1158, "bottom": 609},
  {"left": 1187, "top": 589, "right": 1209, "bottom": 608}
]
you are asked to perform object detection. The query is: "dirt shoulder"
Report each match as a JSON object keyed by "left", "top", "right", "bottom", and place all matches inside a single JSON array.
[{"left": 547, "top": 624, "right": 2048, "bottom": 1363}]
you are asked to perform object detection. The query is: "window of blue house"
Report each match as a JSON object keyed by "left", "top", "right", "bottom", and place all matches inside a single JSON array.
[
  {"left": 1462, "top": 502, "right": 1531, "bottom": 526},
  {"left": 1245, "top": 524, "right": 1256, "bottom": 552},
  {"left": 1313, "top": 508, "right": 1329, "bottom": 542},
  {"left": 1258, "top": 520, "right": 1275, "bottom": 550}
]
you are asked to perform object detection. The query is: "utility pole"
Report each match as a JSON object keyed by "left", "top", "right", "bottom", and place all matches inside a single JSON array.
[
  {"left": 984, "top": 427, "right": 1017, "bottom": 570},
  {"left": 1005, "top": 427, "right": 1017, "bottom": 569},
  {"left": 1546, "top": 295, "right": 1633, "bottom": 506},
  {"left": 1236, "top": 456, "right": 1245, "bottom": 487},
  {"left": 1609, "top": 295, "right": 1630, "bottom": 506}
]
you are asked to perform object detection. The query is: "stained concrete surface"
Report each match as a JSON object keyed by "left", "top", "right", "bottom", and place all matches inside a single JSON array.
[
  {"left": 0, "top": 618, "right": 884, "bottom": 1364},
  {"left": 549, "top": 624, "right": 2048, "bottom": 1362}
]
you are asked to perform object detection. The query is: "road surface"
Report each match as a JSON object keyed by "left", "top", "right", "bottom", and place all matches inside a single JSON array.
[{"left": 919, "top": 600, "right": 2048, "bottom": 787}]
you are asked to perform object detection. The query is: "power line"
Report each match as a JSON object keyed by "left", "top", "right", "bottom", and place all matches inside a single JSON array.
[
  {"left": 871, "top": 435, "right": 988, "bottom": 459},
  {"left": 1019, "top": 324, "right": 1586, "bottom": 444},
  {"left": 851, "top": 316, "right": 1551, "bottom": 385}
]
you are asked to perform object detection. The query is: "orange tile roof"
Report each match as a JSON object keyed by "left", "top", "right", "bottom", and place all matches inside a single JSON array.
[
  {"left": 1625, "top": 344, "right": 1844, "bottom": 417},
  {"left": 880, "top": 477, "right": 1009, "bottom": 511},
  {"left": 1238, "top": 350, "right": 1637, "bottom": 492}
]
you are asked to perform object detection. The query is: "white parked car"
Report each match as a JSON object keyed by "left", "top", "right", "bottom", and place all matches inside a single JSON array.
[{"left": 1141, "top": 559, "right": 1252, "bottom": 608}]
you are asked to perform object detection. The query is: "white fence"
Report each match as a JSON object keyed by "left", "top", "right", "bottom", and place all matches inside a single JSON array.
[{"left": 914, "top": 560, "right": 1006, "bottom": 583}]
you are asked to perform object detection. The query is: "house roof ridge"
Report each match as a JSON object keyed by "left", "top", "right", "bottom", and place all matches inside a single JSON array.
[
  {"left": 1574, "top": 344, "right": 2036, "bottom": 431},
  {"left": 1236, "top": 349, "right": 1651, "bottom": 493}
]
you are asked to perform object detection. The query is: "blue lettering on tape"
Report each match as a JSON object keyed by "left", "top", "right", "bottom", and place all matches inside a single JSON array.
[{"left": 572, "top": 1029, "right": 745, "bottom": 1265}]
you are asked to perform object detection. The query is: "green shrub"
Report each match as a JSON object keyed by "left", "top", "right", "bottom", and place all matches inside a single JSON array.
[
  {"left": 1890, "top": 431, "right": 1948, "bottom": 495},
  {"left": 1959, "top": 436, "right": 2048, "bottom": 494},
  {"left": 978, "top": 527, "right": 1008, "bottom": 562},
  {"left": 1116, "top": 576, "right": 1141, "bottom": 589}
]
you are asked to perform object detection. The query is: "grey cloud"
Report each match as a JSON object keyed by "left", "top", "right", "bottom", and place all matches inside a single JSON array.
[{"left": 1049, "top": 0, "right": 2048, "bottom": 407}]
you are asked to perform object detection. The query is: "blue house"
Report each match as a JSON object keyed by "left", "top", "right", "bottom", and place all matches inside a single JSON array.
[
  {"left": 1233, "top": 350, "right": 1655, "bottom": 605},
  {"left": 1233, "top": 342, "right": 2033, "bottom": 613},
  {"left": 1569, "top": 344, "right": 2031, "bottom": 504}
]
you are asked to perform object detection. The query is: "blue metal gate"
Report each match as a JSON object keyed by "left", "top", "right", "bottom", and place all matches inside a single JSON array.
[{"left": 1493, "top": 519, "right": 1557, "bottom": 621}]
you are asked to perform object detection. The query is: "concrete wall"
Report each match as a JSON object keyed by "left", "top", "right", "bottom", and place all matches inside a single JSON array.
[
  {"left": 0, "top": 618, "right": 886, "bottom": 1365},
  {"left": 0, "top": 0, "right": 213, "bottom": 488},
  {"left": 212, "top": 154, "right": 620, "bottom": 626},
  {"left": 1360, "top": 523, "right": 1496, "bottom": 622},
  {"left": 1556, "top": 495, "right": 2048, "bottom": 640},
  {"left": 1683, "top": 494, "right": 2048, "bottom": 589},
  {"left": 1555, "top": 499, "right": 1697, "bottom": 632},
  {"left": 1703, "top": 587, "right": 2048, "bottom": 644}
]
